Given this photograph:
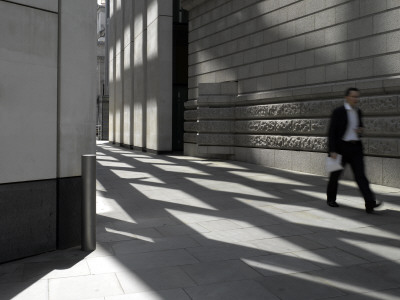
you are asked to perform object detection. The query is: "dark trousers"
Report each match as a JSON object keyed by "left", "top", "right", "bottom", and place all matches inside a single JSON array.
[{"left": 327, "top": 141, "right": 376, "bottom": 209}]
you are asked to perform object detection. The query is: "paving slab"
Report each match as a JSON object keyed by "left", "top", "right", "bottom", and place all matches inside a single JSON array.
[
  {"left": 105, "top": 289, "right": 191, "bottom": 300},
  {"left": 181, "top": 259, "right": 262, "bottom": 285},
  {"left": 256, "top": 274, "right": 346, "bottom": 300},
  {"left": 87, "top": 249, "right": 199, "bottom": 274},
  {"left": 0, "top": 280, "right": 48, "bottom": 300},
  {"left": 242, "top": 253, "right": 322, "bottom": 276},
  {"left": 115, "top": 267, "right": 196, "bottom": 294},
  {"left": 48, "top": 274, "right": 123, "bottom": 300},
  {"left": 1, "top": 141, "right": 399, "bottom": 300},
  {"left": 184, "top": 279, "right": 280, "bottom": 300}
]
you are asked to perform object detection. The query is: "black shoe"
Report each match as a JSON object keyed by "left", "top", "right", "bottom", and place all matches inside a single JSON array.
[
  {"left": 327, "top": 201, "right": 339, "bottom": 207},
  {"left": 366, "top": 200, "right": 383, "bottom": 214}
]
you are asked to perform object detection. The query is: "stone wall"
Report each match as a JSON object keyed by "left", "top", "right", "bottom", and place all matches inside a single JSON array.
[
  {"left": 182, "top": 0, "right": 400, "bottom": 188},
  {"left": 108, "top": 0, "right": 173, "bottom": 152},
  {"left": 0, "top": 0, "right": 96, "bottom": 262}
]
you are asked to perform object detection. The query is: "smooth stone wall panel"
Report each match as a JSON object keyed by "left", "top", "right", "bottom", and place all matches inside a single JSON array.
[
  {"left": 115, "top": 52, "right": 123, "bottom": 144},
  {"left": 133, "top": 31, "right": 146, "bottom": 148},
  {"left": 184, "top": 109, "right": 198, "bottom": 121},
  {"left": 58, "top": 0, "right": 97, "bottom": 177},
  {"left": 197, "top": 134, "right": 234, "bottom": 146},
  {"left": 0, "top": 2, "right": 57, "bottom": 183},
  {"left": 123, "top": 43, "right": 133, "bottom": 146},
  {"left": 108, "top": 0, "right": 116, "bottom": 142},
  {"left": 198, "top": 107, "right": 235, "bottom": 120},
  {"left": 146, "top": 12, "right": 173, "bottom": 151},
  {"left": 184, "top": 122, "right": 198, "bottom": 132},
  {"left": 197, "top": 121, "right": 234, "bottom": 133},
  {"left": 114, "top": 0, "right": 124, "bottom": 144},
  {"left": 184, "top": 133, "right": 197, "bottom": 143},
  {"left": 7, "top": 0, "right": 58, "bottom": 12}
]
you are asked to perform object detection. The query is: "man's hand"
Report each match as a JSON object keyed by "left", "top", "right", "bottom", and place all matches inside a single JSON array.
[{"left": 330, "top": 152, "right": 337, "bottom": 159}]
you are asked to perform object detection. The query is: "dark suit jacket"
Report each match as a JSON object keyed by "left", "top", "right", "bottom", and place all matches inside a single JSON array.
[{"left": 327, "top": 105, "right": 363, "bottom": 154}]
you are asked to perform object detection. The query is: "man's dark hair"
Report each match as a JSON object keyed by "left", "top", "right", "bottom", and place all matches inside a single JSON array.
[{"left": 345, "top": 87, "right": 360, "bottom": 96}]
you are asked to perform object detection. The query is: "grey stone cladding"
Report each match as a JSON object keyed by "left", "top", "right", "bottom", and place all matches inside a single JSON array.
[
  {"left": 185, "top": 82, "right": 400, "bottom": 158},
  {"left": 182, "top": 0, "right": 400, "bottom": 187}
]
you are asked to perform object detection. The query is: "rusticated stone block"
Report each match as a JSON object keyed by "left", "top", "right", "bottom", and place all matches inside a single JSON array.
[
  {"left": 359, "top": 96, "right": 398, "bottom": 115},
  {"left": 234, "top": 119, "right": 328, "bottom": 135},
  {"left": 235, "top": 135, "right": 267, "bottom": 148},
  {"left": 300, "top": 100, "right": 339, "bottom": 116},
  {"left": 235, "top": 103, "right": 302, "bottom": 119},
  {"left": 292, "top": 120, "right": 311, "bottom": 133},
  {"left": 235, "top": 120, "right": 276, "bottom": 133},
  {"left": 274, "top": 136, "right": 285, "bottom": 148},
  {"left": 276, "top": 120, "right": 294, "bottom": 133},
  {"left": 235, "top": 106, "right": 268, "bottom": 119},
  {"left": 252, "top": 120, "right": 276, "bottom": 132},
  {"left": 184, "top": 133, "right": 197, "bottom": 143},
  {"left": 367, "top": 138, "right": 399, "bottom": 156},
  {"left": 310, "top": 119, "right": 329, "bottom": 134},
  {"left": 197, "top": 121, "right": 234, "bottom": 133},
  {"left": 184, "top": 109, "right": 198, "bottom": 121},
  {"left": 363, "top": 117, "right": 400, "bottom": 137},
  {"left": 197, "top": 134, "right": 234, "bottom": 146},
  {"left": 235, "top": 135, "right": 328, "bottom": 152},
  {"left": 198, "top": 107, "right": 235, "bottom": 120},
  {"left": 184, "top": 122, "right": 198, "bottom": 132},
  {"left": 283, "top": 136, "right": 302, "bottom": 149},
  {"left": 262, "top": 104, "right": 283, "bottom": 117},
  {"left": 302, "top": 137, "right": 328, "bottom": 152}
]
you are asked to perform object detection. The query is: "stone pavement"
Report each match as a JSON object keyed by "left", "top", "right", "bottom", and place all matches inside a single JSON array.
[{"left": 1, "top": 141, "right": 400, "bottom": 300}]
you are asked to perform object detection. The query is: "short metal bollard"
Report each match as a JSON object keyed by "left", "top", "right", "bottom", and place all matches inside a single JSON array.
[{"left": 82, "top": 154, "right": 96, "bottom": 251}]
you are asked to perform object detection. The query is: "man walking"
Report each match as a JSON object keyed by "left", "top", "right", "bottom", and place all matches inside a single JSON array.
[{"left": 326, "top": 87, "right": 382, "bottom": 213}]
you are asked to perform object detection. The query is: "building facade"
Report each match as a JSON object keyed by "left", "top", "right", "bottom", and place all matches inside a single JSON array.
[
  {"left": 107, "top": 0, "right": 188, "bottom": 152},
  {"left": 182, "top": 0, "right": 400, "bottom": 188},
  {"left": 0, "top": 0, "right": 96, "bottom": 262},
  {"left": 97, "top": 0, "right": 109, "bottom": 140}
]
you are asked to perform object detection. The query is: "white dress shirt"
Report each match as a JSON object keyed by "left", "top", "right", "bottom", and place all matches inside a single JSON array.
[{"left": 342, "top": 102, "right": 360, "bottom": 141}]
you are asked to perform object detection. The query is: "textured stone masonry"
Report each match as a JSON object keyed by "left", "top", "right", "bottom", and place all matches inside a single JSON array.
[{"left": 183, "top": 0, "right": 400, "bottom": 187}]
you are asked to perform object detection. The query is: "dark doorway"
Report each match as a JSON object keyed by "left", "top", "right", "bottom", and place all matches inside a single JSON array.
[{"left": 172, "top": 1, "right": 188, "bottom": 151}]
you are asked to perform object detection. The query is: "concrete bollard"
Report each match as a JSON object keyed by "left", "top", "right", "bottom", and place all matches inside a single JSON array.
[{"left": 82, "top": 154, "right": 96, "bottom": 251}]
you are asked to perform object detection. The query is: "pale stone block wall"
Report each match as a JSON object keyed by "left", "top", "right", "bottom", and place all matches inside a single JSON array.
[
  {"left": 133, "top": 0, "right": 147, "bottom": 149},
  {"left": 182, "top": 0, "right": 400, "bottom": 188},
  {"left": 0, "top": 1, "right": 57, "bottom": 183},
  {"left": 114, "top": 0, "right": 123, "bottom": 144},
  {"left": 109, "top": 0, "right": 116, "bottom": 142},
  {"left": 58, "top": 0, "right": 97, "bottom": 177},
  {"left": 8, "top": 0, "right": 58, "bottom": 12},
  {"left": 123, "top": 0, "right": 134, "bottom": 146},
  {"left": 1, "top": 0, "right": 96, "bottom": 261},
  {"left": 108, "top": 0, "right": 173, "bottom": 152},
  {"left": 146, "top": 0, "right": 173, "bottom": 151}
]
